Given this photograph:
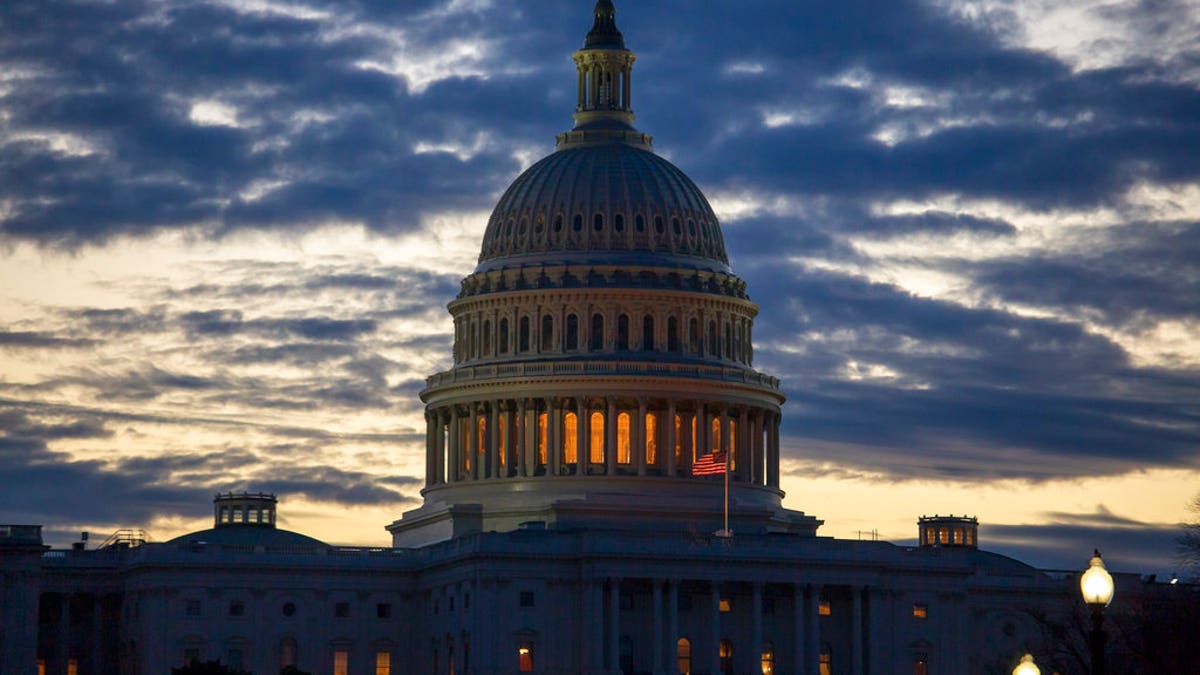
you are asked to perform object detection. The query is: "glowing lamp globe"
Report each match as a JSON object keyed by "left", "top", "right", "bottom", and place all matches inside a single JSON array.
[
  {"left": 1012, "top": 653, "right": 1040, "bottom": 675},
  {"left": 1080, "top": 549, "right": 1114, "bottom": 607}
]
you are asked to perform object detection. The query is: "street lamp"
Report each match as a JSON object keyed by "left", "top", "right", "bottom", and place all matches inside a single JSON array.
[
  {"left": 1079, "top": 549, "right": 1114, "bottom": 675},
  {"left": 1012, "top": 653, "right": 1040, "bottom": 675}
]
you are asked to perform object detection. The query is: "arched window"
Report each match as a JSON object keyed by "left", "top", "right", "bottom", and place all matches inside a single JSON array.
[
  {"left": 642, "top": 314, "right": 655, "bottom": 351},
  {"left": 518, "top": 642, "right": 534, "bottom": 672},
  {"left": 564, "top": 412, "right": 578, "bottom": 464},
  {"left": 538, "top": 412, "right": 548, "bottom": 466},
  {"left": 589, "top": 411, "right": 604, "bottom": 464},
  {"left": 617, "top": 412, "right": 631, "bottom": 464},
  {"left": 761, "top": 642, "right": 775, "bottom": 675},
  {"left": 591, "top": 313, "right": 605, "bottom": 351},
  {"left": 566, "top": 314, "right": 579, "bottom": 351},
  {"left": 719, "top": 639, "right": 732, "bottom": 674},
  {"left": 689, "top": 318, "right": 700, "bottom": 354},
  {"left": 519, "top": 316, "right": 531, "bottom": 352},
  {"left": 499, "top": 318, "right": 509, "bottom": 354},
  {"left": 482, "top": 320, "right": 491, "bottom": 356},
  {"left": 477, "top": 416, "right": 487, "bottom": 469},
  {"left": 711, "top": 417, "right": 722, "bottom": 454},
  {"left": 617, "top": 314, "right": 629, "bottom": 350},
  {"left": 708, "top": 321, "right": 717, "bottom": 356},
  {"left": 541, "top": 315, "right": 553, "bottom": 352},
  {"left": 819, "top": 645, "right": 833, "bottom": 675},
  {"left": 724, "top": 322, "right": 732, "bottom": 358},
  {"left": 667, "top": 317, "right": 679, "bottom": 352},
  {"left": 645, "top": 413, "right": 658, "bottom": 465},
  {"left": 498, "top": 415, "right": 507, "bottom": 472},
  {"left": 674, "top": 414, "right": 684, "bottom": 468},
  {"left": 677, "top": 638, "right": 691, "bottom": 675},
  {"left": 280, "top": 637, "right": 297, "bottom": 670}
]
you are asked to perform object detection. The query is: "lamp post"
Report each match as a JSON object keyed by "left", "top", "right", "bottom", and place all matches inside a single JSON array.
[
  {"left": 1079, "top": 549, "right": 1114, "bottom": 675},
  {"left": 1012, "top": 653, "right": 1040, "bottom": 675}
]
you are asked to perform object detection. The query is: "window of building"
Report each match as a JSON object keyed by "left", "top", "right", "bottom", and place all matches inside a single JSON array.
[
  {"left": 464, "top": 592, "right": 470, "bottom": 609},
  {"left": 590, "top": 313, "right": 604, "bottom": 351},
  {"left": 914, "top": 656, "right": 929, "bottom": 675},
  {"left": 678, "top": 593, "right": 692, "bottom": 612},
  {"left": 482, "top": 320, "right": 491, "bottom": 356},
  {"left": 38, "top": 659, "right": 45, "bottom": 675},
  {"left": 537, "top": 411, "right": 548, "bottom": 465},
  {"left": 589, "top": 411, "right": 604, "bottom": 464},
  {"left": 677, "top": 638, "right": 691, "bottom": 674},
  {"left": 541, "top": 314, "right": 553, "bottom": 351},
  {"left": 375, "top": 651, "right": 391, "bottom": 675},
  {"left": 719, "top": 639, "right": 733, "bottom": 674},
  {"left": 499, "top": 318, "right": 509, "bottom": 354},
  {"left": 377, "top": 603, "right": 392, "bottom": 619},
  {"left": 185, "top": 599, "right": 201, "bottom": 617},
  {"left": 818, "top": 600, "right": 831, "bottom": 616},
  {"left": 763, "top": 597, "right": 775, "bottom": 614},
  {"left": 719, "top": 598, "right": 732, "bottom": 612},
  {"left": 335, "top": 602, "right": 350, "bottom": 618},
  {"left": 564, "top": 412, "right": 578, "bottom": 464},
  {"left": 519, "top": 591, "right": 535, "bottom": 608},
  {"left": 667, "top": 316, "right": 679, "bottom": 352},
  {"left": 819, "top": 647, "right": 833, "bottom": 675},
  {"left": 566, "top": 314, "right": 579, "bottom": 350},
  {"left": 518, "top": 642, "right": 535, "bottom": 672},
  {"left": 229, "top": 601, "right": 245, "bottom": 617},
  {"left": 645, "top": 413, "right": 657, "bottom": 465},
  {"left": 183, "top": 649, "right": 200, "bottom": 666},
  {"left": 498, "top": 416, "right": 507, "bottom": 471},
  {"left": 711, "top": 417, "right": 722, "bottom": 454},
  {"left": 617, "top": 412, "right": 631, "bottom": 464},
  {"left": 913, "top": 603, "right": 928, "bottom": 619},
  {"left": 280, "top": 637, "right": 297, "bottom": 669},
  {"left": 643, "top": 314, "right": 655, "bottom": 350},
  {"left": 68, "top": 658, "right": 78, "bottom": 675},
  {"left": 616, "top": 314, "right": 629, "bottom": 350},
  {"left": 620, "top": 635, "right": 634, "bottom": 673},
  {"left": 333, "top": 650, "right": 349, "bottom": 675},
  {"left": 761, "top": 642, "right": 775, "bottom": 675},
  {"left": 227, "top": 649, "right": 244, "bottom": 671},
  {"left": 519, "top": 316, "right": 530, "bottom": 352}
]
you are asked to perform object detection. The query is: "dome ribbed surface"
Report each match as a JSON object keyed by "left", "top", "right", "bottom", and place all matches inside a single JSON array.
[{"left": 477, "top": 144, "right": 728, "bottom": 270}]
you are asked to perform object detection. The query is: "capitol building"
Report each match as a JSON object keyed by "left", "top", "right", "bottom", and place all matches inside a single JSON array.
[{"left": 2, "top": 2, "right": 1103, "bottom": 674}]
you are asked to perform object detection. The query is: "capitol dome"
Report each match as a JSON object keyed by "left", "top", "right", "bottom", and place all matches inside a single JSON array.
[{"left": 389, "top": 0, "right": 820, "bottom": 547}]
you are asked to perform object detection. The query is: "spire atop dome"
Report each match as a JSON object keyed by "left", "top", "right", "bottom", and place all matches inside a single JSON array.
[
  {"left": 585, "top": 0, "right": 625, "bottom": 49},
  {"left": 556, "top": 0, "right": 652, "bottom": 151}
]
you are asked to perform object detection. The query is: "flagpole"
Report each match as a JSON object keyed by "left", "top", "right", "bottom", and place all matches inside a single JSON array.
[{"left": 718, "top": 448, "right": 731, "bottom": 538}]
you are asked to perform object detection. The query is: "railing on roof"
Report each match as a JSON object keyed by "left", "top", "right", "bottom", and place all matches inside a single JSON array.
[
  {"left": 426, "top": 359, "right": 781, "bottom": 389},
  {"left": 98, "top": 529, "right": 149, "bottom": 549}
]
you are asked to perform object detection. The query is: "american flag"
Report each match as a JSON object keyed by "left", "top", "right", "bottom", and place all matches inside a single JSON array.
[{"left": 691, "top": 450, "right": 727, "bottom": 476}]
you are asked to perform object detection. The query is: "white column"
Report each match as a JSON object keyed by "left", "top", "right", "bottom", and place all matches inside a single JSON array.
[
  {"left": 793, "top": 584, "right": 807, "bottom": 675},
  {"left": 468, "top": 404, "right": 480, "bottom": 480},
  {"left": 652, "top": 580, "right": 664, "bottom": 675},
  {"left": 608, "top": 579, "right": 620, "bottom": 673},
  {"left": 548, "top": 398, "right": 560, "bottom": 477},
  {"left": 577, "top": 398, "right": 588, "bottom": 475},
  {"left": 448, "top": 408, "right": 460, "bottom": 482},
  {"left": 636, "top": 398, "right": 648, "bottom": 476},
  {"left": 852, "top": 587, "right": 864, "bottom": 675},
  {"left": 488, "top": 402, "right": 500, "bottom": 479},
  {"left": 517, "top": 399, "right": 528, "bottom": 477},
  {"left": 708, "top": 582, "right": 721, "bottom": 675},
  {"left": 664, "top": 400, "right": 677, "bottom": 477},
  {"left": 807, "top": 585, "right": 821, "bottom": 675},
  {"left": 605, "top": 398, "right": 617, "bottom": 475}
]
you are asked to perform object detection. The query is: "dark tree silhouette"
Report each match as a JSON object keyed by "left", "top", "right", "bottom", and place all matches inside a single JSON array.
[
  {"left": 170, "top": 661, "right": 251, "bottom": 675},
  {"left": 1179, "top": 492, "right": 1200, "bottom": 579},
  {"left": 280, "top": 667, "right": 312, "bottom": 675}
]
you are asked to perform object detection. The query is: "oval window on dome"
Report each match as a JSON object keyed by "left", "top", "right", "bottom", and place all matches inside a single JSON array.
[
  {"left": 519, "top": 218, "right": 529, "bottom": 237},
  {"left": 573, "top": 214, "right": 583, "bottom": 232},
  {"left": 687, "top": 220, "right": 696, "bottom": 237},
  {"left": 672, "top": 217, "right": 682, "bottom": 236},
  {"left": 593, "top": 213, "right": 604, "bottom": 231},
  {"left": 554, "top": 214, "right": 564, "bottom": 232},
  {"left": 535, "top": 215, "right": 544, "bottom": 234},
  {"left": 614, "top": 214, "right": 624, "bottom": 232},
  {"left": 654, "top": 216, "right": 664, "bottom": 234},
  {"left": 635, "top": 214, "right": 645, "bottom": 232}
]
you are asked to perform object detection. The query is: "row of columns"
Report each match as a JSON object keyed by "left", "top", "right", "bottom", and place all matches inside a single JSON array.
[
  {"left": 579, "top": 578, "right": 871, "bottom": 675},
  {"left": 424, "top": 398, "right": 781, "bottom": 488},
  {"left": 39, "top": 592, "right": 112, "bottom": 675},
  {"left": 577, "top": 59, "right": 632, "bottom": 112}
]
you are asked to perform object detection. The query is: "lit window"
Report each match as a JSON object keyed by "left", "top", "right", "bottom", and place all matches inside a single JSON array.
[
  {"left": 818, "top": 600, "right": 831, "bottom": 616},
  {"left": 719, "top": 598, "right": 731, "bottom": 612},
  {"left": 538, "top": 412, "right": 548, "bottom": 465},
  {"left": 38, "top": 660, "right": 46, "bottom": 675},
  {"left": 375, "top": 651, "right": 391, "bottom": 675},
  {"left": 913, "top": 604, "right": 928, "bottom": 619},
  {"left": 711, "top": 417, "right": 722, "bottom": 453},
  {"left": 518, "top": 643, "right": 534, "bottom": 672},
  {"left": 68, "top": 659, "right": 78, "bottom": 675},
  {"left": 719, "top": 639, "right": 732, "bottom": 672},
  {"left": 589, "top": 412, "right": 604, "bottom": 463},
  {"left": 645, "top": 413, "right": 657, "bottom": 464},
  {"left": 617, "top": 412, "right": 631, "bottom": 464},
  {"left": 914, "top": 656, "right": 928, "bottom": 675},
  {"left": 564, "top": 412, "right": 578, "bottom": 464},
  {"left": 476, "top": 416, "right": 486, "bottom": 464},
  {"left": 819, "top": 648, "right": 832, "bottom": 675},
  {"left": 333, "top": 650, "right": 349, "bottom": 675},
  {"left": 761, "top": 642, "right": 775, "bottom": 675},
  {"left": 677, "top": 638, "right": 691, "bottom": 674},
  {"left": 498, "top": 416, "right": 506, "bottom": 469}
]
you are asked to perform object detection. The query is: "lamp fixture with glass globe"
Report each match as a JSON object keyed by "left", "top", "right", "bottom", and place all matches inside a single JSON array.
[{"left": 1080, "top": 549, "right": 1115, "bottom": 675}]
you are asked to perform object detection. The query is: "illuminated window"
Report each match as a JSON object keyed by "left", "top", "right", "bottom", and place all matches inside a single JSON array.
[
  {"left": 334, "top": 650, "right": 349, "bottom": 675},
  {"left": 818, "top": 600, "right": 831, "bottom": 616},
  {"left": 913, "top": 604, "right": 928, "bottom": 619},
  {"left": 761, "top": 642, "right": 775, "bottom": 675},
  {"left": 674, "top": 414, "right": 683, "bottom": 466},
  {"left": 68, "top": 659, "right": 78, "bottom": 675},
  {"left": 564, "top": 412, "right": 578, "bottom": 463},
  {"left": 498, "top": 416, "right": 507, "bottom": 470},
  {"left": 819, "top": 647, "right": 832, "bottom": 675},
  {"left": 711, "top": 417, "right": 721, "bottom": 453},
  {"left": 914, "top": 656, "right": 928, "bottom": 675},
  {"left": 677, "top": 638, "right": 691, "bottom": 674},
  {"left": 38, "top": 660, "right": 46, "bottom": 675},
  {"left": 375, "top": 651, "right": 391, "bottom": 675},
  {"left": 518, "top": 643, "right": 534, "bottom": 672},
  {"left": 939, "top": 527, "right": 949, "bottom": 544},
  {"left": 538, "top": 412, "right": 547, "bottom": 465},
  {"left": 719, "top": 598, "right": 731, "bottom": 612},
  {"left": 729, "top": 418, "right": 737, "bottom": 470},
  {"left": 719, "top": 639, "right": 732, "bottom": 674},
  {"left": 590, "top": 412, "right": 604, "bottom": 463},
  {"left": 477, "top": 416, "right": 486, "bottom": 466},
  {"left": 617, "top": 412, "right": 631, "bottom": 464},
  {"left": 645, "top": 413, "right": 658, "bottom": 464}
]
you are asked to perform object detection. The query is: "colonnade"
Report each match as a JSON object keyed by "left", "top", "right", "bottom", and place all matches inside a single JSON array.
[
  {"left": 423, "top": 397, "right": 781, "bottom": 489},
  {"left": 37, "top": 592, "right": 115, "bottom": 675}
]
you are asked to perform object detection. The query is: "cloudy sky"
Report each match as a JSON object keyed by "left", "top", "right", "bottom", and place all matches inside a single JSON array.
[{"left": 2, "top": 0, "right": 1198, "bottom": 575}]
